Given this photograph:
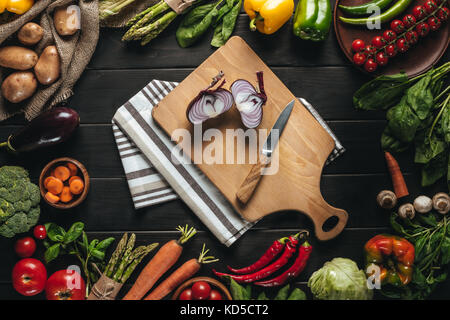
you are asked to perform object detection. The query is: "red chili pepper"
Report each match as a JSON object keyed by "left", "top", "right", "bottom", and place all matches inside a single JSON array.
[
  {"left": 226, "top": 236, "right": 289, "bottom": 274},
  {"left": 213, "top": 237, "right": 299, "bottom": 283},
  {"left": 254, "top": 241, "right": 312, "bottom": 287}
]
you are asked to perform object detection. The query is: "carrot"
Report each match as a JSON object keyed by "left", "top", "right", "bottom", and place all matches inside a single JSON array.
[
  {"left": 66, "top": 162, "right": 78, "bottom": 176},
  {"left": 45, "top": 192, "right": 60, "bottom": 204},
  {"left": 69, "top": 176, "right": 82, "bottom": 184},
  {"left": 44, "top": 176, "right": 55, "bottom": 189},
  {"left": 53, "top": 166, "right": 71, "bottom": 182},
  {"left": 60, "top": 186, "right": 73, "bottom": 203},
  {"left": 122, "top": 225, "right": 197, "bottom": 300},
  {"left": 385, "top": 151, "right": 409, "bottom": 199},
  {"left": 144, "top": 244, "right": 218, "bottom": 300},
  {"left": 69, "top": 178, "right": 84, "bottom": 195},
  {"left": 46, "top": 177, "right": 63, "bottom": 195}
]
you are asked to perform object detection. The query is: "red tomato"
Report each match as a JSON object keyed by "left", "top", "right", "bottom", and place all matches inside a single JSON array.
[
  {"left": 396, "top": 38, "right": 409, "bottom": 53},
  {"left": 416, "top": 22, "right": 430, "bottom": 37},
  {"left": 437, "top": 7, "right": 449, "bottom": 21},
  {"left": 423, "top": 0, "right": 437, "bottom": 14},
  {"left": 385, "top": 44, "right": 397, "bottom": 57},
  {"left": 353, "top": 52, "right": 367, "bottom": 66},
  {"left": 351, "top": 39, "right": 365, "bottom": 52},
  {"left": 33, "top": 225, "right": 47, "bottom": 240},
  {"left": 390, "top": 20, "right": 405, "bottom": 33},
  {"left": 375, "top": 52, "right": 389, "bottom": 67},
  {"left": 364, "top": 59, "right": 378, "bottom": 73},
  {"left": 427, "top": 17, "right": 442, "bottom": 31},
  {"left": 179, "top": 288, "right": 193, "bottom": 300},
  {"left": 14, "top": 237, "right": 36, "bottom": 258},
  {"left": 363, "top": 45, "right": 376, "bottom": 56},
  {"left": 402, "top": 14, "right": 416, "bottom": 28},
  {"left": 382, "top": 30, "right": 397, "bottom": 42},
  {"left": 412, "top": 5, "right": 426, "bottom": 19},
  {"left": 371, "top": 36, "right": 386, "bottom": 49},
  {"left": 191, "top": 281, "right": 211, "bottom": 300},
  {"left": 405, "top": 30, "right": 419, "bottom": 45},
  {"left": 209, "top": 289, "right": 223, "bottom": 300},
  {"left": 46, "top": 269, "right": 86, "bottom": 300},
  {"left": 12, "top": 258, "right": 47, "bottom": 296}
]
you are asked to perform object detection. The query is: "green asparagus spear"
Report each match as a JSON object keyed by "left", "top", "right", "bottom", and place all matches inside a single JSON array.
[
  {"left": 104, "top": 233, "right": 128, "bottom": 277},
  {"left": 125, "top": 1, "right": 163, "bottom": 27},
  {"left": 120, "top": 243, "right": 159, "bottom": 283},
  {"left": 140, "top": 11, "right": 178, "bottom": 45},
  {"left": 112, "top": 233, "right": 136, "bottom": 281},
  {"left": 122, "top": 1, "right": 171, "bottom": 41},
  {"left": 99, "top": 0, "right": 138, "bottom": 21}
]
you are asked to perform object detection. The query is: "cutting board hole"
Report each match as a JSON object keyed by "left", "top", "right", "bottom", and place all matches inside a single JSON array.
[{"left": 322, "top": 216, "right": 339, "bottom": 232}]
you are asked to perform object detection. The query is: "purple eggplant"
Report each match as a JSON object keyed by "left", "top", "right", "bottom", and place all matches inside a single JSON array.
[{"left": 0, "top": 107, "right": 80, "bottom": 153}]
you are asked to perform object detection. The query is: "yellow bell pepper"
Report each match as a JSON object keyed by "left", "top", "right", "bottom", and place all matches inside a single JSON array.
[
  {"left": 0, "top": 0, "right": 34, "bottom": 15},
  {"left": 244, "top": 0, "right": 294, "bottom": 34}
]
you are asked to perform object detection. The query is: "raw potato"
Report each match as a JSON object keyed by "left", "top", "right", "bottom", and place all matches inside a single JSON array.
[
  {"left": 18, "top": 23, "right": 44, "bottom": 46},
  {"left": 53, "top": 5, "right": 81, "bottom": 36},
  {"left": 34, "top": 46, "right": 61, "bottom": 85},
  {"left": 1, "top": 71, "right": 38, "bottom": 103},
  {"left": 0, "top": 46, "right": 38, "bottom": 70}
]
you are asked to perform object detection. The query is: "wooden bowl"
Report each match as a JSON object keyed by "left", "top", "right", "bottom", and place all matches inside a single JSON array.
[
  {"left": 39, "top": 157, "right": 90, "bottom": 209},
  {"left": 171, "top": 277, "right": 232, "bottom": 300},
  {"left": 334, "top": 0, "right": 450, "bottom": 77}
]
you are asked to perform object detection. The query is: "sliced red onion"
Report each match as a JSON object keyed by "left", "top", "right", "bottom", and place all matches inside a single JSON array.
[
  {"left": 231, "top": 71, "right": 267, "bottom": 128},
  {"left": 187, "top": 71, "right": 234, "bottom": 125}
]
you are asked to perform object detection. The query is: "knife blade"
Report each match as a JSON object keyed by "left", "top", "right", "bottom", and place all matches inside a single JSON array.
[{"left": 236, "top": 100, "right": 295, "bottom": 204}]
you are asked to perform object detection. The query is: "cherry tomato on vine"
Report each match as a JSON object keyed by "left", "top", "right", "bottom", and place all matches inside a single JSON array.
[
  {"left": 423, "top": 0, "right": 437, "bottom": 14},
  {"left": 353, "top": 52, "right": 367, "bottom": 66},
  {"left": 364, "top": 45, "right": 376, "bottom": 56},
  {"left": 405, "top": 30, "right": 419, "bottom": 45},
  {"left": 427, "top": 16, "right": 442, "bottom": 31},
  {"left": 396, "top": 38, "right": 409, "bottom": 53},
  {"left": 412, "top": 5, "right": 426, "bottom": 19},
  {"left": 209, "top": 290, "right": 223, "bottom": 300},
  {"left": 33, "top": 225, "right": 47, "bottom": 240},
  {"left": 390, "top": 20, "right": 405, "bottom": 33},
  {"left": 364, "top": 59, "right": 378, "bottom": 72},
  {"left": 416, "top": 22, "right": 430, "bottom": 37},
  {"left": 179, "top": 288, "right": 193, "bottom": 300},
  {"left": 191, "top": 281, "right": 211, "bottom": 300},
  {"left": 371, "top": 36, "right": 386, "bottom": 48},
  {"left": 437, "top": 7, "right": 449, "bottom": 21},
  {"left": 375, "top": 52, "right": 389, "bottom": 67},
  {"left": 382, "top": 30, "right": 397, "bottom": 42},
  {"left": 14, "top": 237, "right": 36, "bottom": 258},
  {"left": 385, "top": 44, "right": 397, "bottom": 57},
  {"left": 351, "top": 39, "right": 365, "bottom": 52},
  {"left": 402, "top": 14, "right": 417, "bottom": 28}
]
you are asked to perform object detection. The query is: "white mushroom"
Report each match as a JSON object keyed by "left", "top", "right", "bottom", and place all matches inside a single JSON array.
[
  {"left": 398, "top": 203, "right": 415, "bottom": 219},
  {"left": 432, "top": 193, "right": 450, "bottom": 215},
  {"left": 413, "top": 195, "right": 433, "bottom": 214},
  {"left": 377, "top": 190, "right": 397, "bottom": 209}
]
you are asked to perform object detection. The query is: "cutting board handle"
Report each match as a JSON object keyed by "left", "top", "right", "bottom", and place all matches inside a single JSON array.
[{"left": 310, "top": 199, "right": 348, "bottom": 241}]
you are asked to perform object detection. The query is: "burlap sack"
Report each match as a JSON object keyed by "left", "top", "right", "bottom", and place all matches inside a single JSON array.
[
  {"left": 88, "top": 274, "right": 123, "bottom": 300},
  {"left": 0, "top": 0, "right": 99, "bottom": 121},
  {"left": 100, "top": 0, "right": 157, "bottom": 28}
]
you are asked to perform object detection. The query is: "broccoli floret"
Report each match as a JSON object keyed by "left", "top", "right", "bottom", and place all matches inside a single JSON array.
[{"left": 0, "top": 166, "right": 41, "bottom": 238}]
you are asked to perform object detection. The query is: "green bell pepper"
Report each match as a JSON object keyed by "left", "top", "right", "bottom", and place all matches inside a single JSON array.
[{"left": 292, "top": 0, "right": 331, "bottom": 41}]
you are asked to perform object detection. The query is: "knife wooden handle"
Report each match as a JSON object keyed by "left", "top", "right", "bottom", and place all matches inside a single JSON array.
[{"left": 236, "top": 154, "right": 270, "bottom": 204}]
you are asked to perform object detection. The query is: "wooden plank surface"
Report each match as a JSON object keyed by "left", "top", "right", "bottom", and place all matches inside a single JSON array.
[{"left": 0, "top": 1, "right": 448, "bottom": 299}]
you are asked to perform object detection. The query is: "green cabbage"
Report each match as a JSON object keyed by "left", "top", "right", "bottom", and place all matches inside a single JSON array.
[{"left": 308, "top": 257, "right": 373, "bottom": 300}]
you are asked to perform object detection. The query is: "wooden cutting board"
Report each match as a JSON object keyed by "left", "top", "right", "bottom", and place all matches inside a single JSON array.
[{"left": 152, "top": 36, "right": 348, "bottom": 241}]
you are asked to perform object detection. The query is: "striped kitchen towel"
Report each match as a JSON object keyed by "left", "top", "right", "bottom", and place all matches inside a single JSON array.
[{"left": 112, "top": 80, "right": 345, "bottom": 246}]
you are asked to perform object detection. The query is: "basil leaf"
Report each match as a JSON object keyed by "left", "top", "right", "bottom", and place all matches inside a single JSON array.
[
  {"left": 46, "top": 223, "right": 66, "bottom": 242},
  {"left": 63, "top": 222, "right": 84, "bottom": 244},
  {"left": 274, "top": 284, "right": 290, "bottom": 300},
  {"left": 96, "top": 237, "right": 115, "bottom": 253},
  {"left": 90, "top": 249, "right": 105, "bottom": 261},
  {"left": 287, "top": 288, "right": 307, "bottom": 300},
  {"left": 44, "top": 243, "right": 61, "bottom": 263}
]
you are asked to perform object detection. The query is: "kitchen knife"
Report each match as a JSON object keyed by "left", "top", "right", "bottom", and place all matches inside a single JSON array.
[{"left": 236, "top": 100, "right": 295, "bottom": 204}]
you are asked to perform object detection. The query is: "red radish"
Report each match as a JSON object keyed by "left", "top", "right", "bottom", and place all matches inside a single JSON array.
[
  {"left": 14, "top": 237, "right": 36, "bottom": 258},
  {"left": 33, "top": 225, "right": 46, "bottom": 240}
]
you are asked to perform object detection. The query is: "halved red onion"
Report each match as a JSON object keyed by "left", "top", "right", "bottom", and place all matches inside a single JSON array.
[
  {"left": 187, "top": 71, "right": 234, "bottom": 125},
  {"left": 231, "top": 71, "right": 267, "bottom": 128}
]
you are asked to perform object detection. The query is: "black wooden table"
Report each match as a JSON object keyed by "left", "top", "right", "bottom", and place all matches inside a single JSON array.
[{"left": 0, "top": 6, "right": 448, "bottom": 300}]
